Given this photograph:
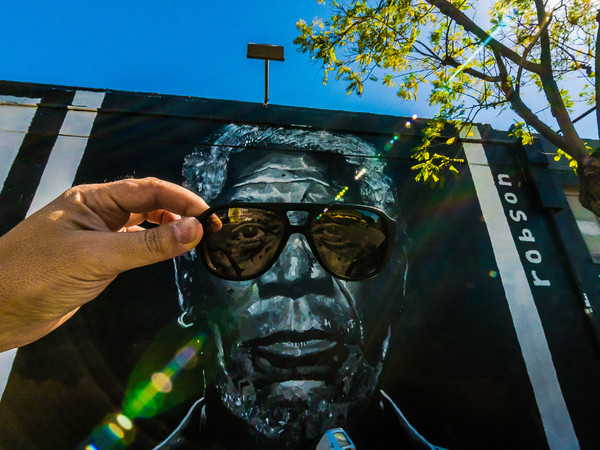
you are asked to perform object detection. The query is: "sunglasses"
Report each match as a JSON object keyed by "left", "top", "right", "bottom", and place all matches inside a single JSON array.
[{"left": 196, "top": 203, "right": 396, "bottom": 281}]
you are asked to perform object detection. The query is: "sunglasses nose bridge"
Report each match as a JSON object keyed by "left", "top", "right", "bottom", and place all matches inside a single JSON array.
[{"left": 287, "top": 224, "right": 313, "bottom": 247}]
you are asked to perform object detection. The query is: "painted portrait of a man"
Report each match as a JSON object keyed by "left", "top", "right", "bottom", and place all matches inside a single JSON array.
[{"left": 162, "top": 124, "right": 441, "bottom": 449}]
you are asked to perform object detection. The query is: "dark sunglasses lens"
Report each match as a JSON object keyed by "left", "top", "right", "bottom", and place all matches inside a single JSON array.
[
  {"left": 311, "top": 208, "right": 387, "bottom": 279},
  {"left": 201, "top": 207, "right": 285, "bottom": 279}
]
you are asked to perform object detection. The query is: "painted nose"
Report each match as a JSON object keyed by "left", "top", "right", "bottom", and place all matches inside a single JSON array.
[{"left": 257, "top": 234, "right": 332, "bottom": 298}]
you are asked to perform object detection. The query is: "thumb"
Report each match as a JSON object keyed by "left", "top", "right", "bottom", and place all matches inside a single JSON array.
[{"left": 105, "top": 217, "right": 203, "bottom": 273}]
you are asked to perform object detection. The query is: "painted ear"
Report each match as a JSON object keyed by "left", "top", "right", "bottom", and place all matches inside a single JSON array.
[
  {"left": 178, "top": 310, "right": 196, "bottom": 328},
  {"left": 173, "top": 253, "right": 199, "bottom": 327}
]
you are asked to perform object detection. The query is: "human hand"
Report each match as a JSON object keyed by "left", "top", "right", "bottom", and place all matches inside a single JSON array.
[{"left": 0, "top": 177, "right": 219, "bottom": 351}]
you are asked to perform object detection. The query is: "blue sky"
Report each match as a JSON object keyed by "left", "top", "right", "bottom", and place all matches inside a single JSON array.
[{"left": 0, "top": 0, "right": 597, "bottom": 139}]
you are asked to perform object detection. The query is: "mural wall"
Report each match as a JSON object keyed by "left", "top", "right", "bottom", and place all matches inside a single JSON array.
[{"left": 0, "top": 81, "right": 599, "bottom": 449}]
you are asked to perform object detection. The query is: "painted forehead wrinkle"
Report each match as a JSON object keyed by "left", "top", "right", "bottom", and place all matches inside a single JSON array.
[
  {"left": 229, "top": 155, "right": 346, "bottom": 202},
  {"left": 229, "top": 181, "right": 336, "bottom": 203},
  {"left": 232, "top": 177, "right": 333, "bottom": 189},
  {"left": 233, "top": 156, "right": 335, "bottom": 185}
]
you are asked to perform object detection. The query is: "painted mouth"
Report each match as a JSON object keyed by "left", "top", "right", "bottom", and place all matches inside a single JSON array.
[
  {"left": 247, "top": 330, "right": 348, "bottom": 383},
  {"left": 258, "top": 338, "right": 337, "bottom": 357}
]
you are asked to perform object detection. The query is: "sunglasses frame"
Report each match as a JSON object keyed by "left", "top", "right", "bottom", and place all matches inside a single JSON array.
[{"left": 196, "top": 202, "right": 396, "bottom": 282}]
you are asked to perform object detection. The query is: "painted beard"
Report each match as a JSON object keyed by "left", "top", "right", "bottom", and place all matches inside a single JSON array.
[{"left": 211, "top": 322, "right": 384, "bottom": 447}]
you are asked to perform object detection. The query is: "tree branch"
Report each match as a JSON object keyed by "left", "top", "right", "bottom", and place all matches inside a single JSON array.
[
  {"left": 426, "top": 0, "right": 542, "bottom": 74},
  {"left": 515, "top": 11, "right": 552, "bottom": 96},
  {"left": 534, "top": 0, "right": 588, "bottom": 162},
  {"left": 495, "top": 49, "right": 567, "bottom": 150},
  {"left": 440, "top": 54, "right": 502, "bottom": 82}
]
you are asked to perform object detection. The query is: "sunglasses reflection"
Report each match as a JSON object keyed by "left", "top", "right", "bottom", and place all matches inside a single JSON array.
[
  {"left": 200, "top": 205, "right": 390, "bottom": 281},
  {"left": 206, "top": 207, "right": 283, "bottom": 278}
]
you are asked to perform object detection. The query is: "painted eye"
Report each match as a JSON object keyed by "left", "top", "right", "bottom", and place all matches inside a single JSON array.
[
  {"left": 320, "top": 224, "right": 344, "bottom": 238},
  {"left": 232, "top": 223, "right": 266, "bottom": 241},
  {"left": 313, "top": 223, "right": 349, "bottom": 243}
]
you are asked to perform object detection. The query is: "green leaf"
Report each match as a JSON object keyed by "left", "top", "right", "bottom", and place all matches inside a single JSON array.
[{"left": 295, "top": 0, "right": 595, "bottom": 198}]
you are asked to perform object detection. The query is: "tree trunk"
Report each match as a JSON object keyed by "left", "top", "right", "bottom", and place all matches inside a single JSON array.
[
  {"left": 595, "top": 11, "right": 600, "bottom": 139},
  {"left": 582, "top": 12, "right": 600, "bottom": 216},
  {"left": 579, "top": 155, "right": 600, "bottom": 217}
]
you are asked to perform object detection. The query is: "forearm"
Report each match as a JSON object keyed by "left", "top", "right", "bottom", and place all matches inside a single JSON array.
[{"left": 0, "top": 306, "right": 78, "bottom": 352}]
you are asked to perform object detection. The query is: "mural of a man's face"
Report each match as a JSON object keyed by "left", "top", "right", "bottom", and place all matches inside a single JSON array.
[{"left": 176, "top": 126, "right": 404, "bottom": 444}]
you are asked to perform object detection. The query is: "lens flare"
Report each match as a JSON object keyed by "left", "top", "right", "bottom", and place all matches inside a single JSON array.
[
  {"left": 335, "top": 186, "right": 349, "bottom": 201},
  {"left": 80, "top": 333, "right": 207, "bottom": 449},
  {"left": 107, "top": 423, "right": 124, "bottom": 440},
  {"left": 116, "top": 414, "right": 133, "bottom": 431},
  {"left": 151, "top": 372, "right": 173, "bottom": 393},
  {"left": 446, "top": 15, "right": 510, "bottom": 87},
  {"left": 354, "top": 168, "right": 367, "bottom": 180}
]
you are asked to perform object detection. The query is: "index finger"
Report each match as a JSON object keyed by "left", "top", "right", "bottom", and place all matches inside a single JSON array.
[
  {"left": 122, "top": 210, "right": 182, "bottom": 228},
  {"left": 106, "top": 178, "right": 210, "bottom": 216},
  {"left": 74, "top": 178, "right": 211, "bottom": 231}
]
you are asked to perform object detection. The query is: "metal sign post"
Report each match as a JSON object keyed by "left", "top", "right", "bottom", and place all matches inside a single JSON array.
[{"left": 247, "top": 43, "right": 284, "bottom": 106}]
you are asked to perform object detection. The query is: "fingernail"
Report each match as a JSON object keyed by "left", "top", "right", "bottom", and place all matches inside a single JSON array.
[
  {"left": 174, "top": 217, "right": 199, "bottom": 245},
  {"left": 207, "top": 213, "right": 222, "bottom": 231}
]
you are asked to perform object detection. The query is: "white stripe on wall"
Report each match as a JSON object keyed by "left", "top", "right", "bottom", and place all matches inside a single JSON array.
[
  {"left": 70, "top": 90, "right": 106, "bottom": 110},
  {"left": 26, "top": 91, "right": 105, "bottom": 216},
  {"left": 0, "top": 95, "right": 40, "bottom": 107},
  {"left": 0, "top": 90, "right": 105, "bottom": 403},
  {"left": 0, "top": 350, "right": 18, "bottom": 402},
  {"left": 0, "top": 97, "right": 41, "bottom": 400},
  {"left": 464, "top": 127, "right": 579, "bottom": 450},
  {"left": 0, "top": 98, "right": 41, "bottom": 194}
]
